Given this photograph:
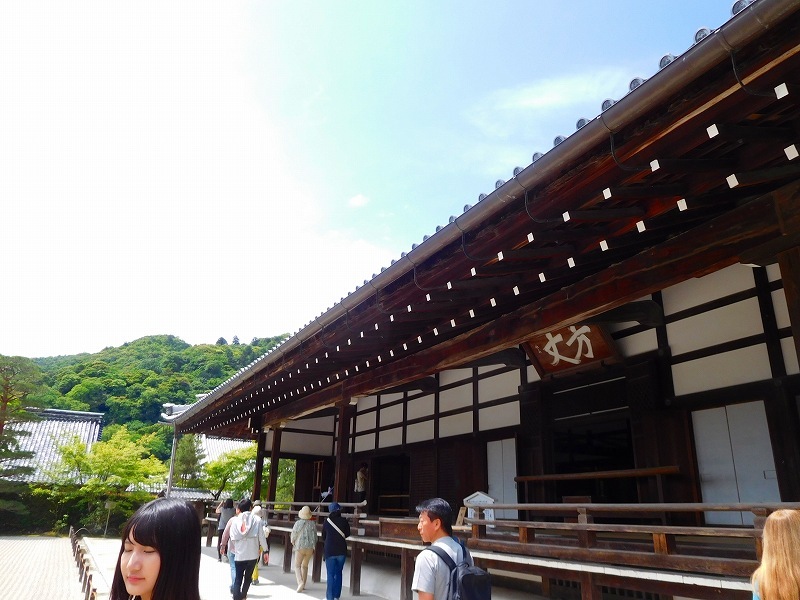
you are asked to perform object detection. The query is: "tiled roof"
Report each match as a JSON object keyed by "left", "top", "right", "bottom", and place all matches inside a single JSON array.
[
  {"left": 134, "top": 483, "right": 216, "bottom": 502},
  {"left": 9, "top": 409, "right": 104, "bottom": 483},
  {"left": 201, "top": 435, "right": 253, "bottom": 464}
]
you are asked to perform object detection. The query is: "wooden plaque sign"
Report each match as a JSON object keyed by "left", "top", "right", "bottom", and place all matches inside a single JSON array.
[{"left": 524, "top": 324, "right": 618, "bottom": 376}]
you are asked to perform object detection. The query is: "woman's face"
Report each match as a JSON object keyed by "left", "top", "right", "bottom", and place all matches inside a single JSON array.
[{"left": 120, "top": 532, "right": 161, "bottom": 600}]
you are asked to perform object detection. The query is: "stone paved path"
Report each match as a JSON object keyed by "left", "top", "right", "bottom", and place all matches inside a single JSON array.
[{"left": 0, "top": 536, "right": 85, "bottom": 600}]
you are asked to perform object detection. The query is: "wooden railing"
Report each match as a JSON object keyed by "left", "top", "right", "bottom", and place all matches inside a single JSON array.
[
  {"left": 515, "top": 466, "right": 681, "bottom": 503},
  {"left": 464, "top": 501, "right": 800, "bottom": 579},
  {"left": 261, "top": 499, "right": 367, "bottom": 527}
]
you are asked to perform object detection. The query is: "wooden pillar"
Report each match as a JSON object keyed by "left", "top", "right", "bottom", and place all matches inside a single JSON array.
[
  {"left": 350, "top": 540, "right": 362, "bottom": 595},
  {"left": 400, "top": 547, "right": 415, "bottom": 600},
  {"left": 579, "top": 572, "right": 602, "bottom": 600},
  {"left": 252, "top": 427, "right": 268, "bottom": 500},
  {"left": 267, "top": 427, "right": 283, "bottom": 503},
  {"left": 312, "top": 540, "right": 323, "bottom": 582},
  {"left": 333, "top": 402, "right": 355, "bottom": 503},
  {"left": 778, "top": 247, "right": 800, "bottom": 363}
]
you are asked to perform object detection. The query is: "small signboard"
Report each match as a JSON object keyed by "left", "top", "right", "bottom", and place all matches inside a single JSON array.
[{"left": 524, "top": 323, "right": 618, "bottom": 377}]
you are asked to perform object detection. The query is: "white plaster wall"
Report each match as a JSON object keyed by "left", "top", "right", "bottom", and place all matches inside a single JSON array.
[
  {"left": 781, "top": 338, "right": 799, "bottom": 375},
  {"left": 440, "top": 384, "right": 472, "bottom": 412},
  {"left": 278, "top": 430, "right": 333, "bottom": 455},
  {"left": 661, "top": 264, "right": 754, "bottom": 315},
  {"left": 672, "top": 345, "right": 772, "bottom": 395},
  {"left": 295, "top": 415, "right": 335, "bottom": 432},
  {"left": 378, "top": 426, "right": 402, "bottom": 448},
  {"left": 354, "top": 432, "right": 375, "bottom": 453},
  {"left": 667, "top": 298, "right": 763, "bottom": 356},
  {"left": 439, "top": 369, "right": 472, "bottom": 386},
  {"left": 479, "top": 402, "right": 520, "bottom": 431},
  {"left": 766, "top": 263, "right": 781, "bottom": 282},
  {"left": 407, "top": 421, "right": 434, "bottom": 444},
  {"left": 407, "top": 394, "right": 435, "bottom": 419},
  {"left": 439, "top": 412, "right": 474, "bottom": 438},
  {"left": 613, "top": 329, "right": 658, "bottom": 359},
  {"left": 380, "top": 402, "right": 404, "bottom": 427},
  {"left": 477, "top": 370, "right": 518, "bottom": 403},
  {"left": 358, "top": 395, "right": 378, "bottom": 410},
  {"left": 380, "top": 393, "right": 404, "bottom": 403},
  {"left": 526, "top": 364, "right": 541, "bottom": 383},
  {"left": 772, "top": 289, "right": 790, "bottom": 329},
  {"left": 354, "top": 410, "right": 376, "bottom": 432}
]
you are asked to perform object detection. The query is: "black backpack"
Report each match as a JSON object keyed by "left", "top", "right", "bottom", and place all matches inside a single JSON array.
[{"left": 425, "top": 540, "right": 491, "bottom": 600}]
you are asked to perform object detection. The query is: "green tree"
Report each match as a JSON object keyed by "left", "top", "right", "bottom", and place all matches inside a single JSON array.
[
  {"left": 174, "top": 434, "right": 205, "bottom": 487},
  {"left": 0, "top": 356, "right": 42, "bottom": 516},
  {"left": 42, "top": 426, "right": 167, "bottom": 532},
  {"left": 204, "top": 443, "right": 257, "bottom": 500}
]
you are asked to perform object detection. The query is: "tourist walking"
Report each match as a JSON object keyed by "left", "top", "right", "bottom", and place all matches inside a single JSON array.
[
  {"left": 216, "top": 498, "right": 236, "bottom": 561},
  {"left": 230, "top": 498, "right": 268, "bottom": 600},
  {"left": 412, "top": 497, "right": 473, "bottom": 600},
  {"left": 291, "top": 505, "right": 317, "bottom": 592},
  {"left": 322, "top": 502, "right": 351, "bottom": 600}
]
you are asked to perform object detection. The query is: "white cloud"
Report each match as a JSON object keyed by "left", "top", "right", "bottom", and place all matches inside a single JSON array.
[
  {"left": 0, "top": 3, "right": 398, "bottom": 357},
  {"left": 464, "top": 67, "right": 633, "bottom": 141},
  {"left": 347, "top": 194, "right": 370, "bottom": 208}
]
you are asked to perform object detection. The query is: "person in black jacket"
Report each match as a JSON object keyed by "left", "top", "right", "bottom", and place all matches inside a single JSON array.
[{"left": 322, "top": 502, "right": 351, "bottom": 600}]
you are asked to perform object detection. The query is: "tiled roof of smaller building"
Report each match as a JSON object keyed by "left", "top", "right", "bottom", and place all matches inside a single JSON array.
[
  {"left": 9, "top": 408, "right": 104, "bottom": 483},
  {"left": 201, "top": 435, "right": 253, "bottom": 463}
]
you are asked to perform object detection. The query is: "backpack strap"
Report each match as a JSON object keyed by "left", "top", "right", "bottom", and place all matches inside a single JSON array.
[{"left": 425, "top": 544, "right": 457, "bottom": 572}]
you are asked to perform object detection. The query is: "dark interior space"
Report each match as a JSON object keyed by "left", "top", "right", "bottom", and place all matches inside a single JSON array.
[
  {"left": 371, "top": 454, "right": 411, "bottom": 515},
  {"left": 551, "top": 416, "right": 637, "bottom": 502}
]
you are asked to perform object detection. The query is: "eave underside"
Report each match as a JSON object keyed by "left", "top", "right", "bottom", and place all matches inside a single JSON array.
[{"left": 179, "top": 7, "right": 800, "bottom": 439}]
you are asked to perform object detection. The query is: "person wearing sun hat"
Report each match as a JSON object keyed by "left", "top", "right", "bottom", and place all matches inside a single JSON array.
[
  {"left": 322, "top": 502, "right": 351, "bottom": 600},
  {"left": 290, "top": 505, "right": 317, "bottom": 592}
]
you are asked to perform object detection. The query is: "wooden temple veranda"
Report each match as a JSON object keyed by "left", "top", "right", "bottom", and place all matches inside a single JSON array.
[{"left": 171, "top": 1, "right": 800, "bottom": 599}]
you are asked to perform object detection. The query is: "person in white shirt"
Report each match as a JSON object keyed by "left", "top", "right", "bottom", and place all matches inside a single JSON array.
[
  {"left": 412, "top": 497, "right": 473, "bottom": 600},
  {"left": 229, "top": 499, "right": 268, "bottom": 600}
]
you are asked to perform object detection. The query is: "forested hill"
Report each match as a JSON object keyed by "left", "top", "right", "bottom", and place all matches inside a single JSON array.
[{"left": 19, "top": 334, "right": 286, "bottom": 459}]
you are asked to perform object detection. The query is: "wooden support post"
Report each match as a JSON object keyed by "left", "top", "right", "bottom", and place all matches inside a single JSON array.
[
  {"left": 312, "top": 539, "right": 323, "bottom": 582},
  {"left": 350, "top": 540, "right": 363, "bottom": 596},
  {"left": 252, "top": 427, "right": 268, "bottom": 500},
  {"left": 652, "top": 532, "right": 677, "bottom": 555},
  {"left": 334, "top": 402, "right": 355, "bottom": 504},
  {"left": 283, "top": 534, "right": 293, "bottom": 574},
  {"left": 577, "top": 508, "right": 596, "bottom": 547},
  {"left": 267, "top": 427, "right": 282, "bottom": 505},
  {"left": 580, "top": 572, "right": 602, "bottom": 600},
  {"left": 400, "top": 548, "right": 414, "bottom": 600}
]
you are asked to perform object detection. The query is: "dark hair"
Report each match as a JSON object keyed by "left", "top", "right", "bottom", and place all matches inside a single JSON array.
[
  {"left": 416, "top": 497, "right": 453, "bottom": 536},
  {"left": 223, "top": 498, "right": 234, "bottom": 509},
  {"left": 360, "top": 462, "right": 368, "bottom": 468},
  {"left": 110, "top": 498, "right": 201, "bottom": 600},
  {"left": 238, "top": 498, "right": 253, "bottom": 512}
]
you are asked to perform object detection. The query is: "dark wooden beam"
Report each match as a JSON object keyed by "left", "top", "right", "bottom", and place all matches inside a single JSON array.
[
  {"left": 585, "top": 301, "right": 664, "bottom": 327},
  {"left": 331, "top": 185, "right": 791, "bottom": 398}
]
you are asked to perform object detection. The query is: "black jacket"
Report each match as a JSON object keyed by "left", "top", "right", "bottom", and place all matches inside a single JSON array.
[{"left": 322, "top": 510, "right": 350, "bottom": 558}]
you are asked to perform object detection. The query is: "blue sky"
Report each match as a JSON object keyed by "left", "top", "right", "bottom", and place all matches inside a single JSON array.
[{"left": 1, "top": 1, "right": 738, "bottom": 358}]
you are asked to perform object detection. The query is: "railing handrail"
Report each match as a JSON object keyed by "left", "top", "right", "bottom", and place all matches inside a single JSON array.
[
  {"left": 464, "top": 501, "right": 800, "bottom": 513},
  {"left": 515, "top": 466, "right": 680, "bottom": 482}
]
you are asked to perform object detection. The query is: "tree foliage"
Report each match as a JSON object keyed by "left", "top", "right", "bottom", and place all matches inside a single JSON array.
[
  {"left": 174, "top": 433, "right": 206, "bottom": 486},
  {"left": 38, "top": 426, "right": 167, "bottom": 532},
  {"left": 32, "top": 334, "right": 286, "bottom": 431},
  {"left": 204, "top": 443, "right": 257, "bottom": 500},
  {"left": 0, "top": 356, "right": 43, "bottom": 516}
]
